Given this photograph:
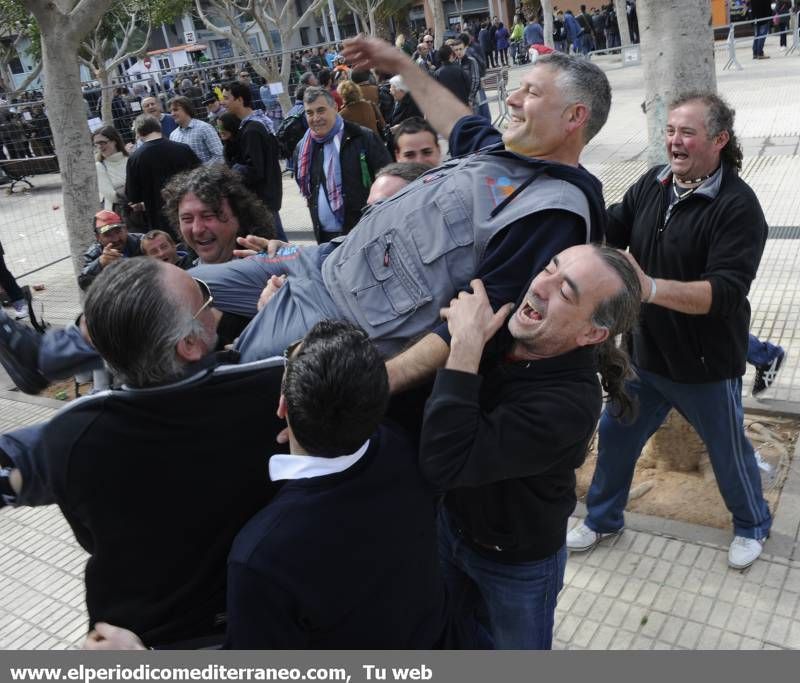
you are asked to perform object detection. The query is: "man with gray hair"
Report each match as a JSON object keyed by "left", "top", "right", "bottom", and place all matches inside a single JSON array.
[
  {"left": 0, "top": 258, "right": 285, "bottom": 648},
  {"left": 293, "top": 86, "right": 389, "bottom": 242},
  {"left": 568, "top": 91, "right": 773, "bottom": 570},
  {"left": 388, "top": 74, "right": 422, "bottom": 125}
]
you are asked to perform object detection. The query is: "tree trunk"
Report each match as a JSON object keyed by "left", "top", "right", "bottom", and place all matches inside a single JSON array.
[
  {"left": 614, "top": 0, "right": 631, "bottom": 46},
  {"left": 277, "top": 31, "right": 294, "bottom": 112},
  {"left": 639, "top": 410, "right": 706, "bottom": 473},
  {"left": 41, "top": 37, "right": 101, "bottom": 277},
  {"left": 98, "top": 67, "right": 113, "bottom": 124},
  {"left": 426, "top": 0, "right": 446, "bottom": 48},
  {"left": 638, "top": 0, "right": 716, "bottom": 166},
  {"left": 368, "top": 8, "right": 377, "bottom": 37},
  {"left": 541, "top": 0, "right": 554, "bottom": 49}
]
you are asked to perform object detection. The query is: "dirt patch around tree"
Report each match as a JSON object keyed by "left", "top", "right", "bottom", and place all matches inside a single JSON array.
[
  {"left": 38, "top": 378, "right": 93, "bottom": 402},
  {"left": 575, "top": 413, "right": 799, "bottom": 529}
]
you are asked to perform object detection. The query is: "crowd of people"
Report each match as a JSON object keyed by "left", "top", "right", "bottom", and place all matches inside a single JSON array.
[{"left": 0, "top": 21, "right": 789, "bottom": 651}]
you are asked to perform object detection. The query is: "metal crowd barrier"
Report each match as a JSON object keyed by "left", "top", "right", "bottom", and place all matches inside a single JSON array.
[{"left": 481, "top": 66, "right": 510, "bottom": 127}]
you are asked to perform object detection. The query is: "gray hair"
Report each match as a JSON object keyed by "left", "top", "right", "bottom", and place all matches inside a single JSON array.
[
  {"left": 84, "top": 259, "right": 208, "bottom": 388},
  {"left": 668, "top": 90, "right": 743, "bottom": 171},
  {"left": 303, "top": 86, "right": 336, "bottom": 108},
  {"left": 376, "top": 161, "right": 430, "bottom": 183},
  {"left": 389, "top": 75, "right": 408, "bottom": 92},
  {"left": 134, "top": 113, "right": 162, "bottom": 137},
  {"left": 535, "top": 52, "right": 611, "bottom": 143},
  {"left": 589, "top": 245, "right": 641, "bottom": 421}
]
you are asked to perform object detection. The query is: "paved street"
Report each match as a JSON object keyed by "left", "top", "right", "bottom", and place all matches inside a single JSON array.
[{"left": 1, "top": 40, "right": 800, "bottom": 649}]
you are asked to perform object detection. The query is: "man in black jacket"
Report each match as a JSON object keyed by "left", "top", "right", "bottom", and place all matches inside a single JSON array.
[
  {"left": 221, "top": 82, "right": 286, "bottom": 240},
  {"left": 421, "top": 244, "right": 640, "bottom": 649},
  {"left": 78, "top": 210, "right": 143, "bottom": 291},
  {"left": 434, "top": 44, "right": 472, "bottom": 106},
  {"left": 126, "top": 114, "right": 200, "bottom": 236},
  {"left": 568, "top": 91, "right": 773, "bottom": 570},
  {"left": 293, "top": 87, "right": 390, "bottom": 243},
  {"left": 8, "top": 258, "right": 285, "bottom": 647}
]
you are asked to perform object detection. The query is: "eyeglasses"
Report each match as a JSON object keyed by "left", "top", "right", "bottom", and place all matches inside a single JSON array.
[
  {"left": 283, "top": 338, "right": 304, "bottom": 360},
  {"left": 192, "top": 278, "right": 214, "bottom": 319}
]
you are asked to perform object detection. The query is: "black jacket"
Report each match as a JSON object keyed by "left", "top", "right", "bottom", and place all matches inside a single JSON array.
[
  {"left": 434, "top": 62, "right": 472, "bottom": 105},
  {"left": 420, "top": 346, "right": 602, "bottom": 562},
  {"left": 226, "top": 422, "right": 449, "bottom": 648},
  {"left": 78, "top": 233, "right": 143, "bottom": 291},
  {"left": 297, "top": 120, "right": 390, "bottom": 241},
  {"left": 389, "top": 92, "right": 423, "bottom": 126},
  {"left": 43, "top": 355, "right": 285, "bottom": 647},
  {"left": 607, "top": 163, "right": 768, "bottom": 382},
  {"left": 232, "top": 118, "right": 283, "bottom": 211},
  {"left": 126, "top": 137, "right": 200, "bottom": 233}
]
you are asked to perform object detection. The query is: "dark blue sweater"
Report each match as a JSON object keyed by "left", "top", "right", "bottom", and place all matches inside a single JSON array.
[{"left": 225, "top": 422, "right": 449, "bottom": 649}]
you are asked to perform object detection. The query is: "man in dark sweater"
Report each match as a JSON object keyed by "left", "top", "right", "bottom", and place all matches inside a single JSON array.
[
  {"left": 420, "top": 244, "right": 641, "bottom": 649},
  {"left": 226, "top": 320, "right": 449, "bottom": 648},
  {"left": 569, "top": 92, "right": 773, "bottom": 571},
  {"left": 126, "top": 114, "right": 200, "bottom": 236},
  {"left": 221, "top": 82, "right": 286, "bottom": 241}
]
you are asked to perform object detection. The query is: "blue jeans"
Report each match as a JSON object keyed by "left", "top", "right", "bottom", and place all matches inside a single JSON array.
[
  {"left": 586, "top": 367, "right": 772, "bottom": 540},
  {"left": 753, "top": 21, "right": 770, "bottom": 56},
  {"left": 437, "top": 507, "right": 567, "bottom": 650},
  {"left": 747, "top": 333, "right": 782, "bottom": 367}
]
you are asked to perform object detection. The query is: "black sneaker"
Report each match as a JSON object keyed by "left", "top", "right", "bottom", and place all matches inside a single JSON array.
[
  {"left": 752, "top": 348, "right": 786, "bottom": 396},
  {"left": 0, "top": 309, "right": 48, "bottom": 394}
]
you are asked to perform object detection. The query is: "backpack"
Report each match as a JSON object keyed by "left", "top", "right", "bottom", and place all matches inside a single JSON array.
[{"left": 275, "top": 110, "right": 307, "bottom": 160}]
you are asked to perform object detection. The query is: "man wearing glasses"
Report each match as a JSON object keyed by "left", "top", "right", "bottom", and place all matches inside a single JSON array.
[{"left": 1, "top": 258, "right": 285, "bottom": 648}]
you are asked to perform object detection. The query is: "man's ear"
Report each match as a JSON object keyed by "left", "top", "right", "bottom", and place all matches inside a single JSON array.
[
  {"left": 175, "top": 333, "right": 206, "bottom": 363},
  {"left": 566, "top": 103, "right": 590, "bottom": 133},
  {"left": 277, "top": 393, "right": 288, "bottom": 419},
  {"left": 578, "top": 324, "right": 610, "bottom": 348}
]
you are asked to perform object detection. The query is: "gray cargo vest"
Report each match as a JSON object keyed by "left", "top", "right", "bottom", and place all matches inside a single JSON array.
[{"left": 321, "top": 150, "right": 592, "bottom": 355}]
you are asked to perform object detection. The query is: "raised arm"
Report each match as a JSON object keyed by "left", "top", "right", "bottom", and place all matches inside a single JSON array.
[{"left": 341, "top": 36, "right": 472, "bottom": 140}]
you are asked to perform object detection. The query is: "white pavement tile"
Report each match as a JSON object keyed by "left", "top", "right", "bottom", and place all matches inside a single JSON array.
[{"left": 697, "top": 626, "right": 723, "bottom": 650}]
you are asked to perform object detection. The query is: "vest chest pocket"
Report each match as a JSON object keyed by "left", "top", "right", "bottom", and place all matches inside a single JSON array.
[
  {"left": 347, "top": 229, "right": 433, "bottom": 327},
  {"left": 410, "top": 193, "right": 474, "bottom": 264}
]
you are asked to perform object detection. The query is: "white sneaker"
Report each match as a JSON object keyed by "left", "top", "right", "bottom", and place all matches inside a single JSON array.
[
  {"left": 728, "top": 535, "right": 766, "bottom": 570},
  {"left": 566, "top": 522, "right": 622, "bottom": 552}
]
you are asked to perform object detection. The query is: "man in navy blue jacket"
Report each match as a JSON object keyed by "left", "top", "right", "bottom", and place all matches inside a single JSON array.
[{"left": 225, "top": 320, "right": 449, "bottom": 648}]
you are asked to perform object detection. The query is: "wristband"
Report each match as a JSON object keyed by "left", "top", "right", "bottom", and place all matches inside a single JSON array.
[{"left": 645, "top": 276, "right": 657, "bottom": 304}]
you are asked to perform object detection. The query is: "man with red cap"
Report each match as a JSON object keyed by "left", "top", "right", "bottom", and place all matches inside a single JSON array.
[{"left": 79, "top": 210, "right": 144, "bottom": 290}]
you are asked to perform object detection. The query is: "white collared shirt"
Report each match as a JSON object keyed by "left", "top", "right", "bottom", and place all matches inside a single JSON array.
[{"left": 269, "top": 440, "right": 370, "bottom": 482}]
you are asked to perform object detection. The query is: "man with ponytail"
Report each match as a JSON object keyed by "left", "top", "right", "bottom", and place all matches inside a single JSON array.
[
  {"left": 568, "top": 91, "right": 774, "bottom": 571},
  {"left": 419, "top": 244, "right": 640, "bottom": 649}
]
